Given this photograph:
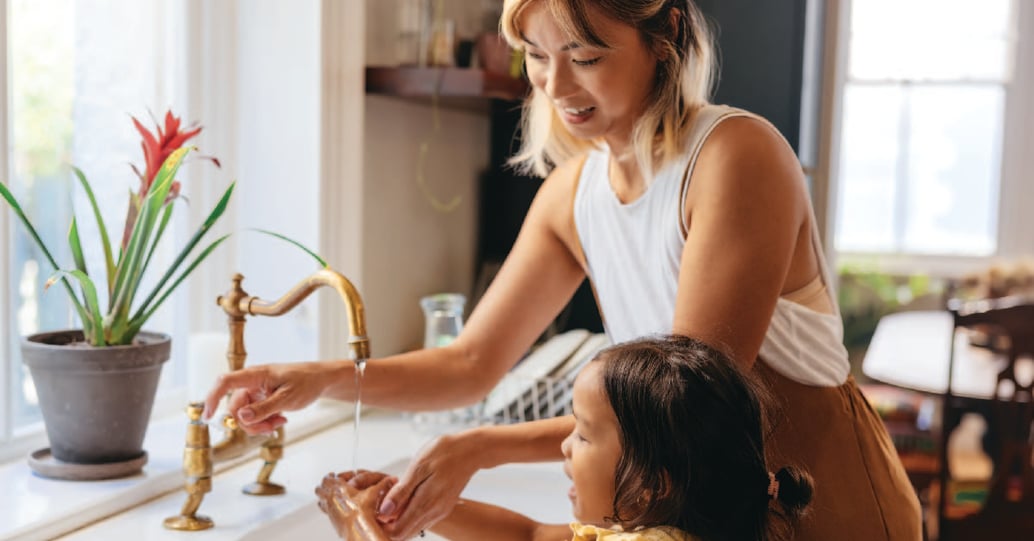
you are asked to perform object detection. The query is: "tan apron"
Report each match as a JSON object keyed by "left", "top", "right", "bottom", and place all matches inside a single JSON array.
[{"left": 756, "top": 361, "right": 923, "bottom": 540}]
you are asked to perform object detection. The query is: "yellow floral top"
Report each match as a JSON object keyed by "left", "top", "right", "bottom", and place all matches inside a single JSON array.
[{"left": 569, "top": 522, "right": 697, "bottom": 541}]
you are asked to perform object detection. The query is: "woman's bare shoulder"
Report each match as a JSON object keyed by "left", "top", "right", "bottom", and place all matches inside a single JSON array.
[
  {"left": 688, "top": 114, "right": 807, "bottom": 209},
  {"left": 522, "top": 151, "right": 592, "bottom": 262},
  {"left": 530, "top": 151, "right": 592, "bottom": 216}
]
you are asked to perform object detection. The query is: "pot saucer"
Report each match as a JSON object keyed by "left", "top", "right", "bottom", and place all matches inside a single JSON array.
[{"left": 27, "top": 448, "right": 148, "bottom": 481}]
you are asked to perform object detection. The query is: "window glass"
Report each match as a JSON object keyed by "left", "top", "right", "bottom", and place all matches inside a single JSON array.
[
  {"left": 835, "top": 0, "right": 1013, "bottom": 257},
  {"left": 7, "top": 0, "right": 179, "bottom": 435}
]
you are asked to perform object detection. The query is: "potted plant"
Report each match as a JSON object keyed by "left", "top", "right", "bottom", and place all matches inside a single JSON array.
[{"left": 1, "top": 111, "right": 232, "bottom": 475}]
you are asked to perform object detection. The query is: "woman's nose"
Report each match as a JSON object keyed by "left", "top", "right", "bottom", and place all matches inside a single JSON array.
[{"left": 543, "top": 63, "right": 575, "bottom": 100}]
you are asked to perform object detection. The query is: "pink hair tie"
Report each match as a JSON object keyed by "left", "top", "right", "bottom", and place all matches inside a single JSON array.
[{"left": 767, "top": 471, "right": 780, "bottom": 500}]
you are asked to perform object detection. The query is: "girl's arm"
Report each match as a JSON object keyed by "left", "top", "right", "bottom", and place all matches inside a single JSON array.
[
  {"left": 430, "top": 499, "right": 570, "bottom": 541},
  {"left": 673, "top": 116, "right": 815, "bottom": 368}
]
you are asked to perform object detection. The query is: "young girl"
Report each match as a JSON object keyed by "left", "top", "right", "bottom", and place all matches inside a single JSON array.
[{"left": 317, "top": 335, "right": 813, "bottom": 541}]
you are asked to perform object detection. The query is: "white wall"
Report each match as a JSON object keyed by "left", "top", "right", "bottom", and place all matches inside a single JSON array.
[
  {"left": 187, "top": 0, "right": 491, "bottom": 361},
  {"left": 361, "top": 96, "right": 487, "bottom": 355},
  {"left": 360, "top": 0, "right": 491, "bottom": 356}
]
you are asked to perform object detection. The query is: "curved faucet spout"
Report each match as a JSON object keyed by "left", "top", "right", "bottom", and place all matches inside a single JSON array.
[{"left": 217, "top": 268, "right": 370, "bottom": 361}]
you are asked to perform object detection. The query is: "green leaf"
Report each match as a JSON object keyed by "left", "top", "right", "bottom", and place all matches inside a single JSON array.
[
  {"left": 132, "top": 181, "right": 235, "bottom": 321},
  {"left": 72, "top": 167, "right": 115, "bottom": 296},
  {"left": 251, "top": 228, "right": 328, "bottom": 268},
  {"left": 131, "top": 233, "right": 233, "bottom": 331},
  {"left": 0, "top": 181, "right": 90, "bottom": 324},
  {"left": 141, "top": 202, "right": 175, "bottom": 281},
  {"left": 109, "top": 147, "right": 190, "bottom": 326},
  {"left": 68, "top": 217, "right": 88, "bottom": 275},
  {"left": 45, "top": 269, "right": 105, "bottom": 346}
]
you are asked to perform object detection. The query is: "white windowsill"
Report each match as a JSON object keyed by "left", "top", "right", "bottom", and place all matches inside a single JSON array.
[{"left": 0, "top": 400, "right": 362, "bottom": 541}]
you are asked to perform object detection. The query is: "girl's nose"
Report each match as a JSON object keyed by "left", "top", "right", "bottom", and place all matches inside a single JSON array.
[{"left": 560, "top": 432, "right": 574, "bottom": 458}]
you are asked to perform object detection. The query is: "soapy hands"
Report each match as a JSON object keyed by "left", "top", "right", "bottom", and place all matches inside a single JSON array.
[{"left": 317, "top": 470, "right": 397, "bottom": 541}]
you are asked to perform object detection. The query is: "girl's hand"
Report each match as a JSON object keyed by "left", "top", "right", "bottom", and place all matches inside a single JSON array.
[
  {"left": 317, "top": 471, "right": 396, "bottom": 541},
  {"left": 376, "top": 434, "right": 480, "bottom": 541}
]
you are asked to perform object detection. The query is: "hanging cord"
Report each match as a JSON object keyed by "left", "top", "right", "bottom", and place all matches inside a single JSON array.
[{"left": 415, "top": 0, "right": 462, "bottom": 213}]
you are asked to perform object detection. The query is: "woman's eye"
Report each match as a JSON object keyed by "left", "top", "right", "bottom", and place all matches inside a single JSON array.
[
  {"left": 573, "top": 57, "right": 602, "bottom": 66},
  {"left": 525, "top": 51, "right": 546, "bottom": 61}
]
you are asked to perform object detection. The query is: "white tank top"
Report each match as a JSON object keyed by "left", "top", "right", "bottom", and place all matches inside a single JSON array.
[{"left": 573, "top": 105, "right": 850, "bottom": 386}]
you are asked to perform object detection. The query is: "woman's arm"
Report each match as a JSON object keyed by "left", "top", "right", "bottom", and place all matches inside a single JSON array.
[
  {"left": 430, "top": 499, "right": 570, "bottom": 541},
  {"left": 673, "top": 116, "right": 815, "bottom": 368},
  {"left": 203, "top": 155, "right": 589, "bottom": 428}
]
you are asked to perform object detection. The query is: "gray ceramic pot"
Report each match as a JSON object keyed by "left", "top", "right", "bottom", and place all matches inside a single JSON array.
[{"left": 22, "top": 329, "right": 171, "bottom": 464}]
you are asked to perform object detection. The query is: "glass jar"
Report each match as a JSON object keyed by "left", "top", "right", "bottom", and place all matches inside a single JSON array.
[{"left": 420, "top": 293, "right": 465, "bottom": 349}]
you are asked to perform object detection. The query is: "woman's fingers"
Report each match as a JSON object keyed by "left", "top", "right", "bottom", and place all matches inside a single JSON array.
[
  {"left": 203, "top": 369, "right": 264, "bottom": 419},
  {"left": 378, "top": 458, "right": 426, "bottom": 519},
  {"left": 376, "top": 436, "right": 477, "bottom": 541},
  {"left": 203, "top": 363, "right": 331, "bottom": 434}
]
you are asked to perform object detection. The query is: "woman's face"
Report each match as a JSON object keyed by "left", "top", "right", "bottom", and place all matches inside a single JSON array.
[
  {"left": 519, "top": 1, "right": 659, "bottom": 148},
  {"left": 561, "top": 361, "right": 623, "bottom": 525}
]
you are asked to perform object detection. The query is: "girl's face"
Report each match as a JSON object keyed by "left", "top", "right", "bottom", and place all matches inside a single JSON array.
[
  {"left": 519, "top": 1, "right": 659, "bottom": 150},
  {"left": 561, "top": 361, "right": 623, "bottom": 525}
]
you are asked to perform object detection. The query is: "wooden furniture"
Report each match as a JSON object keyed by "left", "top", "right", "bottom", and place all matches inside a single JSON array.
[
  {"left": 365, "top": 66, "right": 527, "bottom": 101},
  {"left": 935, "top": 297, "right": 1034, "bottom": 540},
  {"left": 863, "top": 310, "right": 1006, "bottom": 400}
]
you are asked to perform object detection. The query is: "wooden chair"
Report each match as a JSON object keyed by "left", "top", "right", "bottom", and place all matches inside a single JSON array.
[{"left": 936, "top": 296, "right": 1034, "bottom": 539}]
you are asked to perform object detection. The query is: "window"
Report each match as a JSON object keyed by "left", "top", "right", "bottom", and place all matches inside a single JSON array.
[
  {"left": 1, "top": 0, "right": 189, "bottom": 461},
  {"left": 833, "top": 0, "right": 1025, "bottom": 262}
]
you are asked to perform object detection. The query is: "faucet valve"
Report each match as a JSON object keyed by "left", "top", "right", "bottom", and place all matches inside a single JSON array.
[
  {"left": 163, "top": 403, "right": 215, "bottom": 531},
  {"left": 243, "top": 426, "right": 286, "bottom": 495}
]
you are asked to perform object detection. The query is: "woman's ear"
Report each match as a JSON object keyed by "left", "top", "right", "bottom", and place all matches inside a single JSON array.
[{"left": 653, "top": 7, "right": 683, "bottom": 61}]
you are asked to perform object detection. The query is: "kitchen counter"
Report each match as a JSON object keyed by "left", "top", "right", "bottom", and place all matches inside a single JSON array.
[{"left": 33, "top": 409, "right": 571, "bottom": 540}]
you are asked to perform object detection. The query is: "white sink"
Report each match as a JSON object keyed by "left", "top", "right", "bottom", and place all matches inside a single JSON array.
[
  {"left": 56, "top": 414, "right": 573, "bottom": 540},
  {"left": 240, "top": 459, "right": 573, "bottom": 540}
]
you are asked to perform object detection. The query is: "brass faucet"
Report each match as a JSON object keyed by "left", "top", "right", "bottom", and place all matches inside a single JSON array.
[{"left": 164, "top": 268, "right": 369, "bottom": 531}]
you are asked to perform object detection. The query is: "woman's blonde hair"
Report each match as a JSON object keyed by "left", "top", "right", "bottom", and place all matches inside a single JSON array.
[{"left": 500, "top": 0, "right": 716, "bottom": 179}]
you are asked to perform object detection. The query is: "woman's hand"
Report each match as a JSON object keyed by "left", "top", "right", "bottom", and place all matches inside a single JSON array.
[
  {"left": 376, "top": 434, "right": 480, "bottom": 541},
  {"left": 317, "top": 471, "right": 396, "bottom": 541},
  {"left": 202, "top": 361, "right": 345, "bottom": 434}
]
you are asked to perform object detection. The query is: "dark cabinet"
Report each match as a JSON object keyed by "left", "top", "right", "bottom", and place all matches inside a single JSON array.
[{"left": 697, "top": 0, "right": 821, "bottom": 156}]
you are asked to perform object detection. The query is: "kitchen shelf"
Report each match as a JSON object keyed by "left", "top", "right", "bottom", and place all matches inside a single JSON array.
[{"left": 365, "top": 66, "right": 528, "bottom": 108}]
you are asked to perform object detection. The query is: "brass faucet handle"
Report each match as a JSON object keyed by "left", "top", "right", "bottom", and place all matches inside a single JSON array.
[
  {"left": 186, "top": 402, "right": 205, "bottom": 421},
  {"left": 163, "top": 402, "right": 215, "bottom": 531}
]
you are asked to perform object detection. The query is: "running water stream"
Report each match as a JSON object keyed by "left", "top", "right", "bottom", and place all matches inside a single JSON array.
[{"left": 352, "top": 358, "right": 368, "bottom": 472}]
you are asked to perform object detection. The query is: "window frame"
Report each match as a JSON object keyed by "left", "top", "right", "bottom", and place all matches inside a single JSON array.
[
  {"left": 0, "top": 0, "right": 10, "bottom": 449},
  {"left": 828, "top": 0, "right": 1034, "bottom": 277},
  {"left": 0, "top": 0, "right": 196, "bottom": 463}
]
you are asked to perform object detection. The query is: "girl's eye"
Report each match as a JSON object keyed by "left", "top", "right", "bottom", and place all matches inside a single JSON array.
[
  {"left": 573, "top": 57, "right": 602, "bottom": 66},
  {"left": 576, "top": 432, "right": 589, "bottom": 443},
  {"left": 525, "top": 51, "right": 546, "bottom": 61}
]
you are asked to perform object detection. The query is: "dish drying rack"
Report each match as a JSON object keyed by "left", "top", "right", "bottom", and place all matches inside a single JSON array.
[{"left": 410, "top": 330, "right": 609, "bottom": 431}]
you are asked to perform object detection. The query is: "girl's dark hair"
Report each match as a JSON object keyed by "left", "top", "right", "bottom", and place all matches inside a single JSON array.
[{"left": 595, "top": 335, "right": 813, "bottom": 541}]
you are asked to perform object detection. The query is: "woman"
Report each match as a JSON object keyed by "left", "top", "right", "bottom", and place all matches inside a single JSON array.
[
  {"left": 317, "top": 336, "right": 814, "bottom": 541},
  {"left": 205, "top": 1, "right": 921, "bottom": 539}
]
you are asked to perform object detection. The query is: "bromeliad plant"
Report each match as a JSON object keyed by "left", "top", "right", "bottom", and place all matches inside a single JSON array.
[{"left": 0, "top": 111, "right": 233, "bottom": 346}]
